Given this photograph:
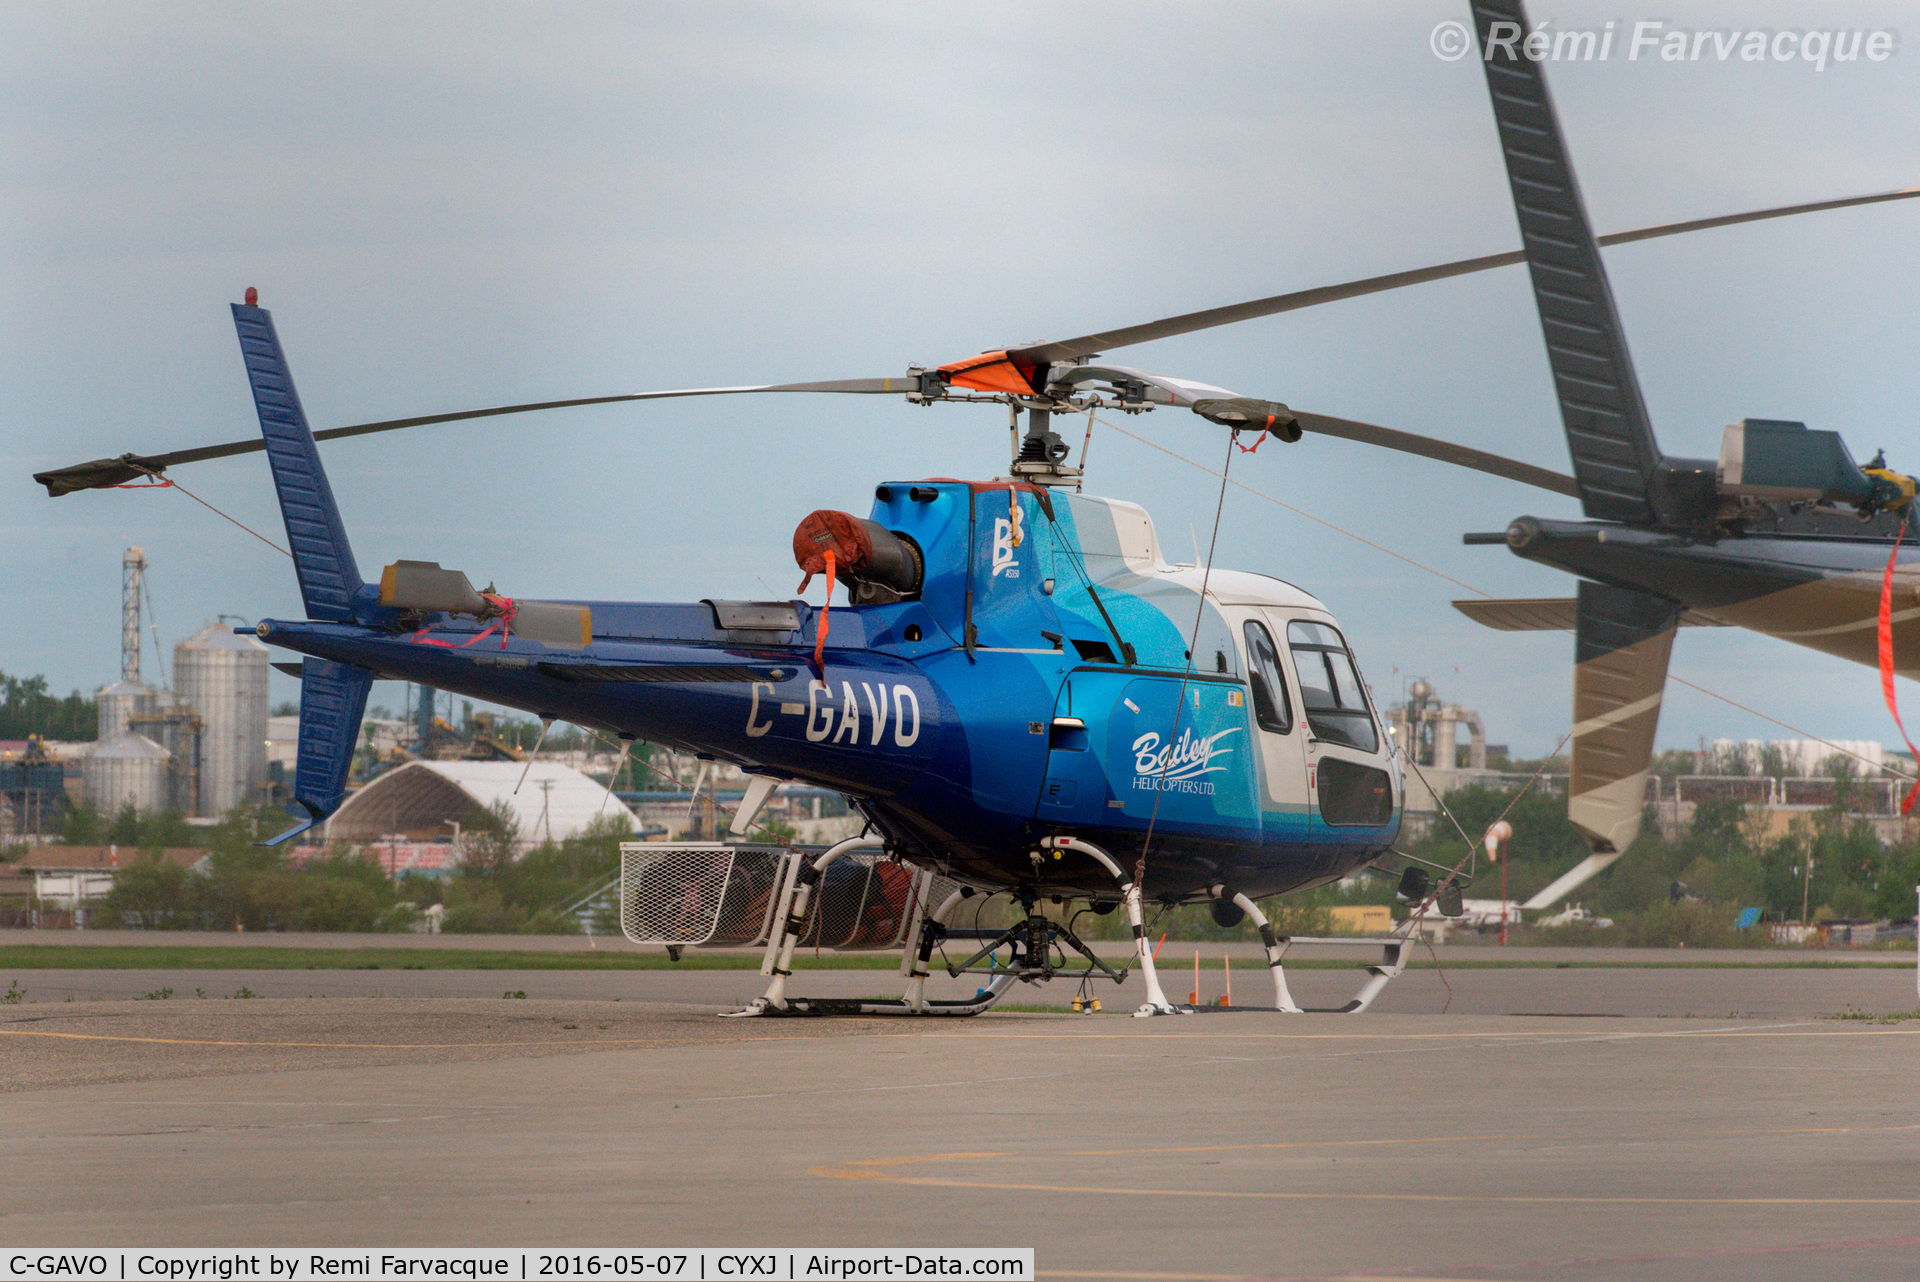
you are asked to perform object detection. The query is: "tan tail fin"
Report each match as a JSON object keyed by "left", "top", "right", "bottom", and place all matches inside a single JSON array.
[{"left": 1569, "top": 581, "right": 1679, "bottom": 855}]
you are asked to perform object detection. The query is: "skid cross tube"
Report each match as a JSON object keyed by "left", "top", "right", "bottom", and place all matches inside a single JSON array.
[
  {"left": 1042, "top": 835, "right": 1180, "bottom": 1016},
  {"left": 729, "top": 841, "right": 1021, "bottom": 1017},
  {"left": 939, "top": 904, "right": 1128, "bottom": 986},
  {"left": 729, "top": 836, "right": 884, "bottom": 1015}
]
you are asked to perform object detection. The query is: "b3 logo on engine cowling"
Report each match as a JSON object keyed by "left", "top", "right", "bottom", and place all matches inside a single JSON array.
[{"left": 991, "top": 509, "right": 1022, "bottom": 578}]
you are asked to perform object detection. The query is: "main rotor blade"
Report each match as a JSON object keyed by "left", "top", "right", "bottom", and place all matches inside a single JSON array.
[
  {"left": 1010, "top": 186, "right": 1920, "bottom": 364},
  {"left": 38, "top": 186, "right": 1910, "bottom": 498},
  {"left": 1292, "top": 411, "right": 1577, "bottom": 497},
  {"left": 33, "top": 378, "right": 911, "bottom": 496}
]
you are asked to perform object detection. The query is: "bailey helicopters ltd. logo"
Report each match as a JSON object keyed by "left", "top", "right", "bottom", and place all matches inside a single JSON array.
[{"left": 1130, "top": 726, "right": 1242, "bottom": 795}]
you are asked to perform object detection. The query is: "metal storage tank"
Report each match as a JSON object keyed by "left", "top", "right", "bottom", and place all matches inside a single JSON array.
[
  {"left": 132, "top": 689, "right": 206, "bottom": 816},
  {"left": 96, "top": 678, "right": 156, "bottom": 741},
  {"left": 174, "top": 621, "right": 270, "bottom": 817},
  {"left": 84, "top": 729, "right": 172, "bottom": 816}
]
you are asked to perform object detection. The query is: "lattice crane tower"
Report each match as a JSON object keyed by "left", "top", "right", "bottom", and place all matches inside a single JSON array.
[{"left": 122, "top": 546, "right": 145, "bottom": 683}]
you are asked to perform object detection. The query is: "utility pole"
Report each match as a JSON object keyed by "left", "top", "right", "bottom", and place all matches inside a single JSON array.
[{"left": 1484, "top": 820, "right": 1513, "bottom": 945}]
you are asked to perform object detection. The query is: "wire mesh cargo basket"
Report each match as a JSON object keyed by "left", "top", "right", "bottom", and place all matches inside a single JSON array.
[{"left": 619, "top": 842, "right": 959, "bottom": 951}]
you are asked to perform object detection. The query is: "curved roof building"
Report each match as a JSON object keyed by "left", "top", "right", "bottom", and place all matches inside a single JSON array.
[{"left": 323, "top": 760, "right": 637, "bottom": 848}]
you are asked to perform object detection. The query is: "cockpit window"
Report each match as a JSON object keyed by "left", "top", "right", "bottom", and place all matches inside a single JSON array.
[
  {"left": 1242, "top": 620, "right": 1292, "bottom": 734},
  {"left": 1285, "top": 620, "right": 1378, "bottom": 752}
]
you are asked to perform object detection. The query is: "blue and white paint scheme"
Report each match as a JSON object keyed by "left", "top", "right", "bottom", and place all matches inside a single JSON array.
[{"left": 241, "top": 299, "right": 1400, "bottom": 905}]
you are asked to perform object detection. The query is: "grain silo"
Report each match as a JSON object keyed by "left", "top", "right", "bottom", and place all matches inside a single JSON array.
[
  {"left": 84, "top": 729, "right": 172, "bottom": 816},
  {"left": 174, "top": 621, "right": 270, "bottom": 816},
  {"left": 96, "top": 678, "right": 156, "bottom": 740}
]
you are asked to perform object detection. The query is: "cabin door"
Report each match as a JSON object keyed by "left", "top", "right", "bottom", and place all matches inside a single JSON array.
[{"left": 1239, "top": 614, "right": 1312, "bottom": 837}]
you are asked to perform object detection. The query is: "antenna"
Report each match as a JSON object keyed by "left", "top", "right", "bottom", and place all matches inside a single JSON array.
[{"left": 537, "top": 777, "right": 555, "bottom": 844}]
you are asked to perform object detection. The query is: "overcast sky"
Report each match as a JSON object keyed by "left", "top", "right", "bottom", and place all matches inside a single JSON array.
[{"left": 5, "top": 0, "right": 1919, "bottom": 758}]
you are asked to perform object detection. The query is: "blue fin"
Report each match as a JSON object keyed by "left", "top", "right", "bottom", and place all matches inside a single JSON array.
[
  {"left": 232, "top": 302, "right": 364, "bottom": 622},
  {"left": 260, "top": 657, "right": 374, "bottom": 846}
]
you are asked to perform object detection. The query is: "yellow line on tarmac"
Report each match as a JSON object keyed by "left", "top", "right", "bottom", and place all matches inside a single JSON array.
[
  {"left": 1039, "top": 1273, "right": 1259, "bottom": 1281},
  {"left": 810, "top": 1165, "right": 1920, "bottom": 1207},
  {"left": 1042, "top": 1274, "right": 1491, "bottom": 1282},
  {"left": 0, "top": 1028, "right": 812, "bottom": 1050},
  {"left": 1054, "top": 1121, "right": 1916, "bottom": 1160},
  {"left": 909, "top": 1026, "right": 1920, "bottom": 1040},
  {"left": 818, "top": 1121, "right": 1920, "bottom": 1202}
]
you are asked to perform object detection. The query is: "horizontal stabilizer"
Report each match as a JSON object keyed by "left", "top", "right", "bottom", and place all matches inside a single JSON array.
[
  {"left": 380, "top": 560, "right": 488, "bottom": 614},
  {"left": 512, "top": 601, "right": 593, "bottom": 650},
  {"left": 1717, "top": 419, "right": 1876, "bottom": 504},
  {"left": 379, "top": 560, "right": 592, "bottom": 649},
  {"left": 1454, "top": 598, "right": 1727, "bottom": 632}
]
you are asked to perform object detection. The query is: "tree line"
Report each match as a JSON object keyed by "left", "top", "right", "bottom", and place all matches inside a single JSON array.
[
  {"left": 43, "top": 802, "right": 630, "bottom": 934},
  {"left": 0, "top": 670, "right": 97, "bottom": 741}
]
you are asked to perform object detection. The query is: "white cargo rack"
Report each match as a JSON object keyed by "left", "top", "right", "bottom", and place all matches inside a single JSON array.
[{"left": 619, "top": 841, "right": 955, "bottom": 951}]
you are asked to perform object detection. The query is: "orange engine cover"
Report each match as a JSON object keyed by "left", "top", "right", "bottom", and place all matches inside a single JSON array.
[{"left": 792, "top": 510, "right": 922, "bottom": 599}]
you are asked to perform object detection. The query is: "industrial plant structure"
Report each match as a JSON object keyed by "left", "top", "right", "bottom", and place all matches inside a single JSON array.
[
  {"left": 79, "top": 548, "right": 270, "bottom": 819},
  {"left": 1386, "top": 678, "right": 1497, "bottom": 815}
]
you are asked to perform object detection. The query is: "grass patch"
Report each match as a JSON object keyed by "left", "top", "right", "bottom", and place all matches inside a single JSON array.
[
  {"left": 0, "top": 943, "right": 1906, "bottom": 973},
  {"left": 0, "top": 945, "right": 879, "bottom": 971},
  {"left": 1832, "top": 1005, "right": 1920, "bottom": 1024}
]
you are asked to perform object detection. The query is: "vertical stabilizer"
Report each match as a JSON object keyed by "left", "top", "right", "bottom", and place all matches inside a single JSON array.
[
  {"left": 263, "top": 656, "right": 373, "bottom": 846},
  {"left": 1472, "top": 2, "right": 1666, "bottom": 524},
  {"left": 1568, "top": 580, "right": 1676, "bottom": 856},
  {"left": 232, "top": 300, "right": 364, "bottom": 621}
]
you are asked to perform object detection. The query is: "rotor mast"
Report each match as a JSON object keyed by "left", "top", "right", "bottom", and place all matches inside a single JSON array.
[{"left": 1008, "top": 407, "right": 1081, "bottom": 487}]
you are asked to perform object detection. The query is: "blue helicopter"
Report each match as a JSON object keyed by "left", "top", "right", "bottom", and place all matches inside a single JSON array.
[
  {"left": 216, "top": 291, "right": 1413, "bottom": 1014},
  {"left": 37, "top": 93, "right": 1907, "bottom": 1012}
]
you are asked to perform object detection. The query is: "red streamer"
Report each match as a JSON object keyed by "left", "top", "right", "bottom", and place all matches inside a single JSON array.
[
  {"left": 1876, "top": 520, "right": 1920, "bottom": 814},
  {"left": 813, "top": 550, "right": 835, "bottom": 670}
]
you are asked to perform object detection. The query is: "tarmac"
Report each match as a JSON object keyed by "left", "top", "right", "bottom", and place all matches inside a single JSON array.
[{"left": 3, "top": 933, "right": 1918, "bottom": 1281}]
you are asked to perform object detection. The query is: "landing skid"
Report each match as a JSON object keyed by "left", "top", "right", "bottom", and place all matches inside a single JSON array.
[
  {"left": 706, "top": 837, "right": 1417, "bottom": 1018},
  {"left": 1269, "top": 934, "right": 1415, "bottom": 1014},
  {"left": 727, "top": 834, "right": 1180, "bottom": 1018},
  {"left": 727, "top": 981, "right": 1018, "bottom": 1018},
  {"left": 1181, "top": 886, "right": 1415, "bottom": 1014}
]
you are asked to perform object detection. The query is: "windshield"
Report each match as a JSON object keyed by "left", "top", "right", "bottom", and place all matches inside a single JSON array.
[{"left": 1285, "top": 620, "right": 1378, "bottom": 752}]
